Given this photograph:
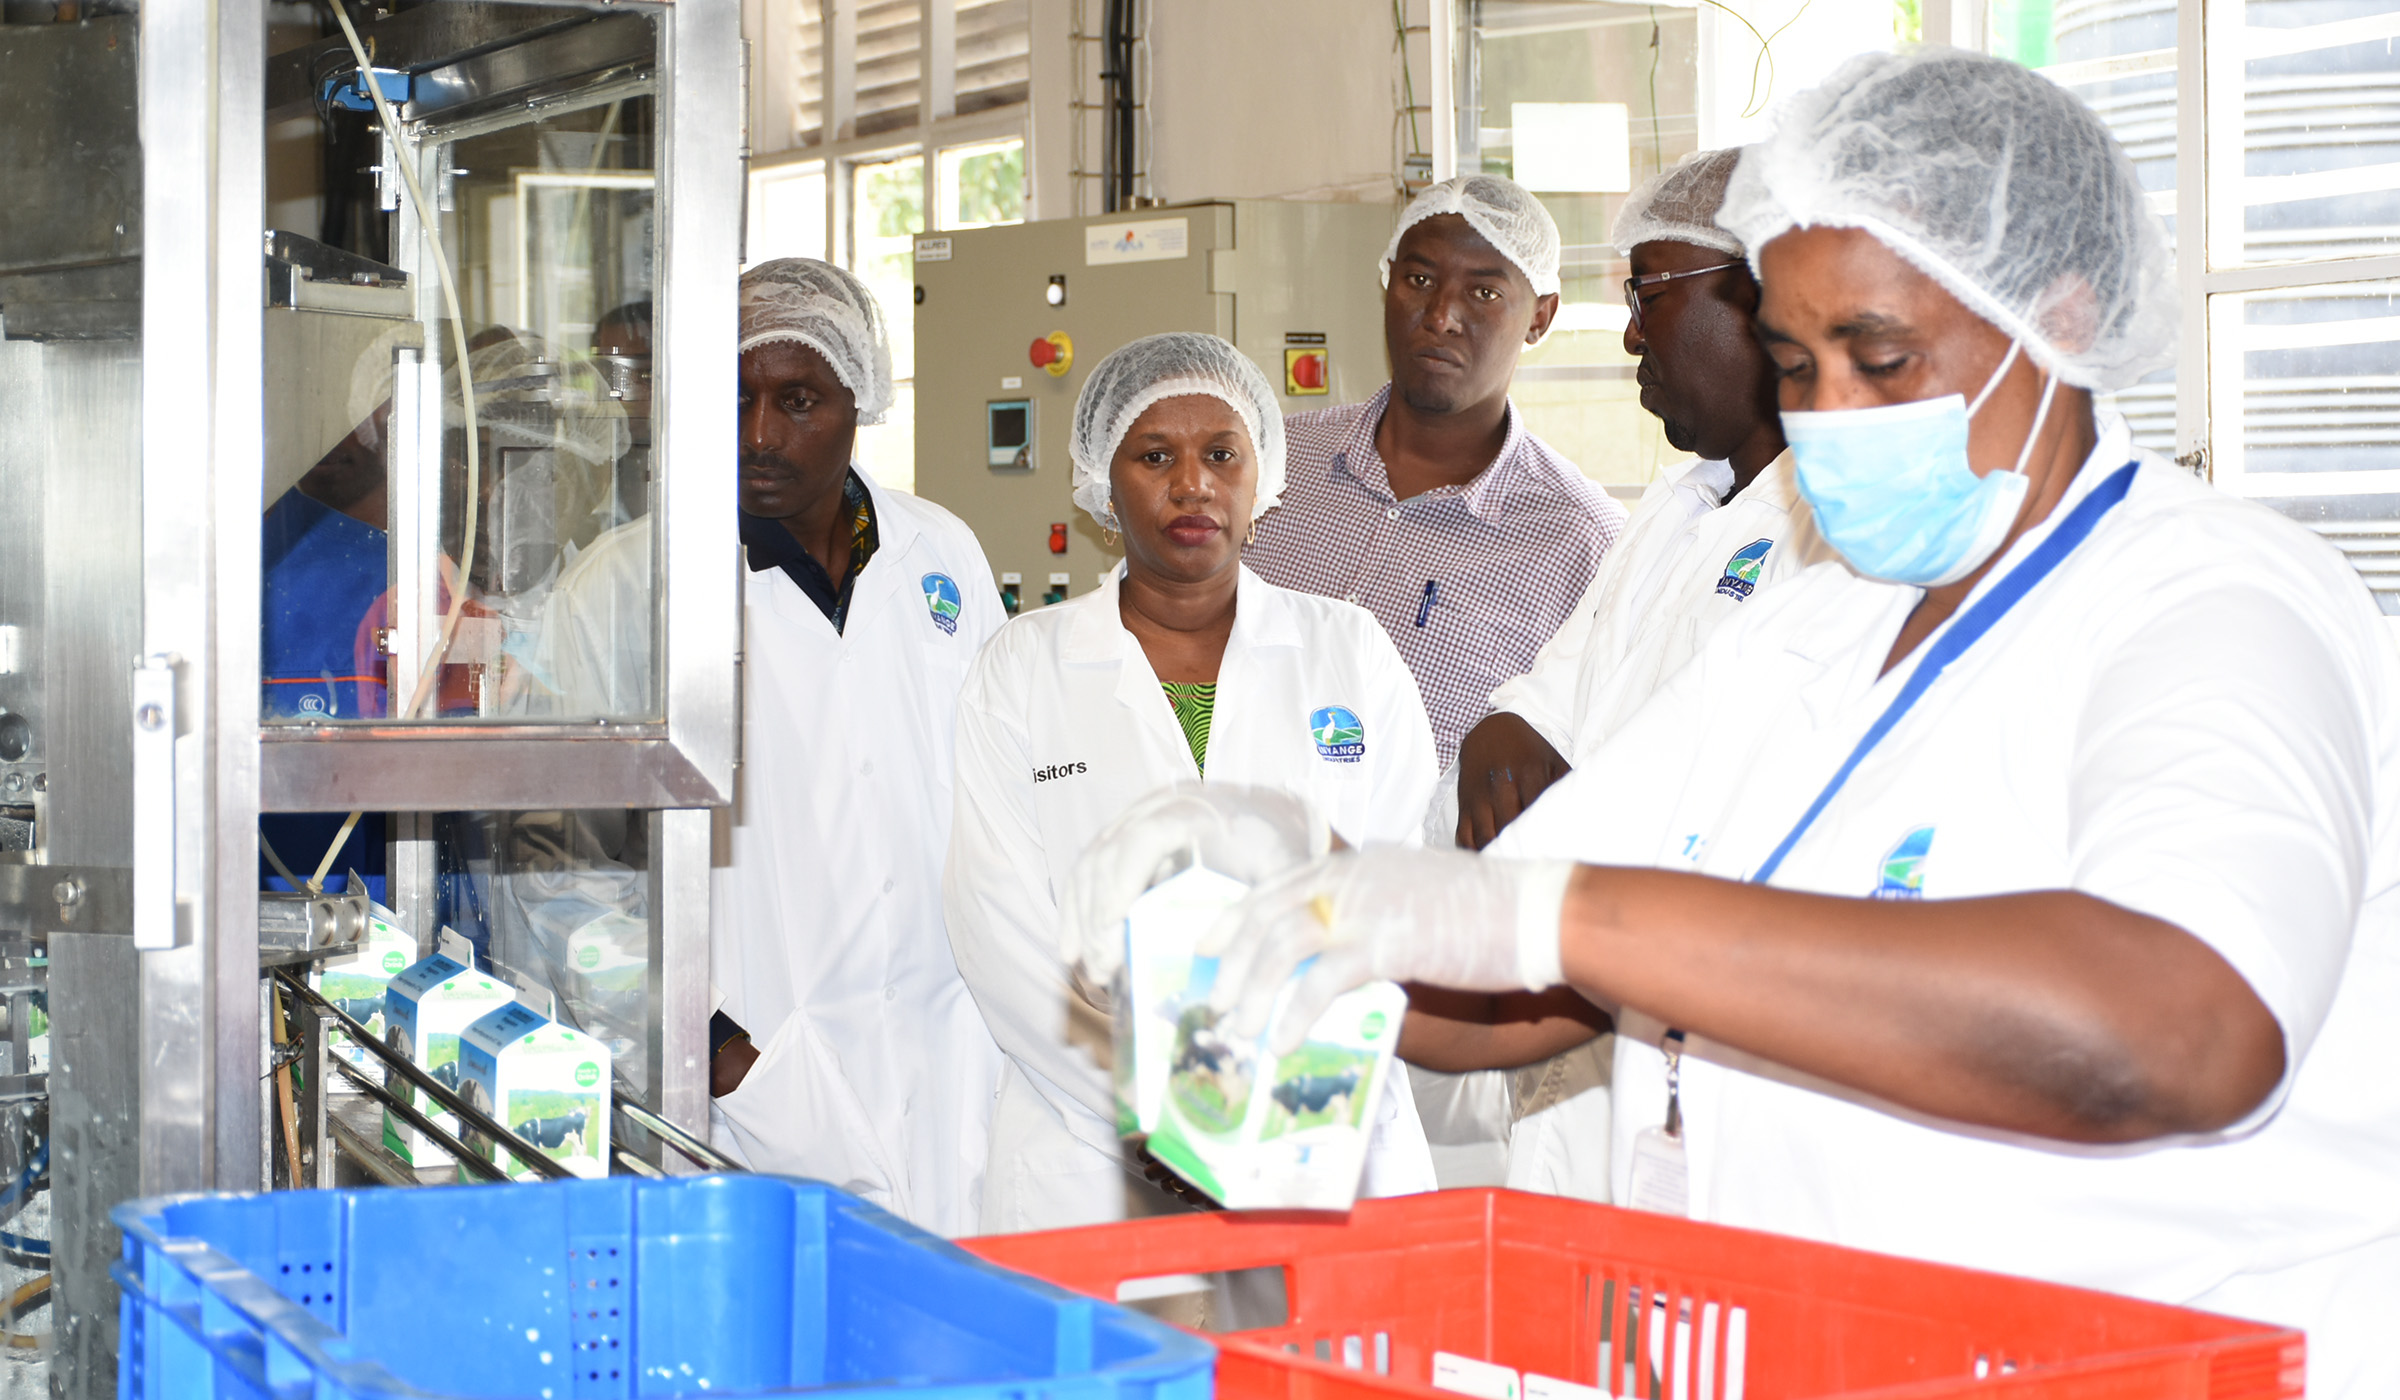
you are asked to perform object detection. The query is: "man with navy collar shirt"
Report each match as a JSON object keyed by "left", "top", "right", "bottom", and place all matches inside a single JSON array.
[{"left": 704, "top": 258, "right": 1004, "bottom": 1238}]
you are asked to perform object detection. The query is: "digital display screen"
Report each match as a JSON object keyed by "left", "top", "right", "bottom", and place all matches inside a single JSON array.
[{"left": 990, "top": 404, "right": 1028, "bottom": 449}]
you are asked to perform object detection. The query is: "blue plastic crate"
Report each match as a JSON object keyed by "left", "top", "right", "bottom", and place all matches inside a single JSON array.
[{"left": 114, "top": 1175, "right": 1215, "bottom": 1400}]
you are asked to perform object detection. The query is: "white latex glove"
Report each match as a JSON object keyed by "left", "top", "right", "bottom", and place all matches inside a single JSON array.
[
  {"left": 1201, "top": 845, "right": 1576, "bottom": 1054},
  {"left": 1059, "top": 782, "right": 1330, "bottom": 986}
]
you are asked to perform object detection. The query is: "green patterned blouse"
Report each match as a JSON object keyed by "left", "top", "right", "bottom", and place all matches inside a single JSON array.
[{"left": 1159, "top": 682, "right": 1217, "bottom": 776}]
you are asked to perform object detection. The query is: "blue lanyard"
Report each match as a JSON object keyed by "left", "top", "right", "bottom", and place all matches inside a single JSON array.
[{"left": 1749, "top": 461, "right": 2140, "bottom": 885}]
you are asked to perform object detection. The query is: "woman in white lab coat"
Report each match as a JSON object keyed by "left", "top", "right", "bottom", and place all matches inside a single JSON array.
[
  {"left": 945, "top": 332, "right": 1440, "bottom": 1233},
  {"left": 1069, "top": 53, "right": 2400, "bottom": 1397}
]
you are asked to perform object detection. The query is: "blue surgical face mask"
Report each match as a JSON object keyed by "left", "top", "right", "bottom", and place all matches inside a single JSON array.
[{"left": 1783, "top": 341, "right": 2059, "bottom": 587}]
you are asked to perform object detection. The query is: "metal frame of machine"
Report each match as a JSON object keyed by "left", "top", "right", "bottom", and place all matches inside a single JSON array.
[{"left": 1, "top": 3, "right": 743, "bottom": 1392}]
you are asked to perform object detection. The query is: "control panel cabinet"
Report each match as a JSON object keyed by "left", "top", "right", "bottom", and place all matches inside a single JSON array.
[{"left": 914, "top": 201, "right": 1396, "bottom": 609}]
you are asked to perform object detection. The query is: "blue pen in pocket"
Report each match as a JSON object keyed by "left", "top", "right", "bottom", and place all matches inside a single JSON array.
[{"left": 1414, "top": 580, "right": 1438, "bottom": 628}]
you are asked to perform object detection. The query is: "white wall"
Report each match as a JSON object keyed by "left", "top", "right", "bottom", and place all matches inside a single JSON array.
[
  {"left": 1145, "top": 0, "right": 1408, "bottom": 204},
  {"left": 1026, "top": 0, "right": 1440, "bottom": 216}
]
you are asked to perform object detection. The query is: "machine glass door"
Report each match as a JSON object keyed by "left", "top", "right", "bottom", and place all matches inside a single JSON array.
[
  {"left": 258, "top": 1, "right": 738, "bottom": 815},
  {"left": 424, "top": 92, "right": 659, "bottom": 725},
  {"left": 265, "top": 86, "right": 663, "bottom": 731}
]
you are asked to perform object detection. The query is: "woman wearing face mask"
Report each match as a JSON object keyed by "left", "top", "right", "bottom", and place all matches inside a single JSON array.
[
  {"left": 1063, "top": 52, "right": 2400, "bottom": 1392},
  {"left": 944, "top": 332, "right": 1440, "bottom": 1234}
]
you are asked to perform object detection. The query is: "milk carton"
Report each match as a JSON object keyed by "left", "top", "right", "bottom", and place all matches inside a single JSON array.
[
  {"left": 381, "top": 953, "right": 515, "bottom": 1167},
  {"left": 1115, "top": 864, "right": 1410, "bottom": 1210},
  {"left": 312, "top": 902, "right": 417, "bottom": 1082},
  {"left": 1111, "top": 865, "right": 1248, "bottom": 1136},
  {"left": 458, "top": 1002, "right": 611, "bottom": 1180},
  {"left": 560, "top": 911, "right": 645, "bottom": 1068}
]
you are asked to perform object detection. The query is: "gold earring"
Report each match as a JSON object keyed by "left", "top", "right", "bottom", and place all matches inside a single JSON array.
[
  {"left": 1245, "top": 517, "right": 1257, "bottom": 546},
  {"left": 1103, "top": 503, "right": 1119, "bottom": 548}
]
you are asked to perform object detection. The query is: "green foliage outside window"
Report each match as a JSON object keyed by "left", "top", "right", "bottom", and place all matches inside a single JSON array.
[{"left": 954, "top": 144, "right": 1024, "bottom": 226}]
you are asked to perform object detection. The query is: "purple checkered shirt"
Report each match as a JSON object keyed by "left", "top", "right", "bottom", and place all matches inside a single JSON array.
[{"left": 1246, "top": 383, "right": 1627, "bottom": 767}]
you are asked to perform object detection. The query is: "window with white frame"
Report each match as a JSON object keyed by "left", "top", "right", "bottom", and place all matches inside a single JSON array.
[
  {"left": 2008, "top": 0, "right": 2400, "bottom": 614},
  {"left": 747, "top": 161, "right": 829, "bottom": 264},
  {"left": 745, "top": 0, "right": 1031, "bottom": 492},
  {"left": 1463, "top": 0, "right": 1911, "bottom": 496}
]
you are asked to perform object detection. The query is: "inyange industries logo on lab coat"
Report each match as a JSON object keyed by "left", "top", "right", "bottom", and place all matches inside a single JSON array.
[
  {"left": 922, "top": 573, "right": 962, "bottom": 634},
  {"left": 1716, "top": 538, "right": 1774, "bottom": 599},
  {"left": 1310, "top": 706, "right": 1366, "bottom": 763},
  {"left": 1875, "top": 826, "right": 1935, "bottom": 899}
]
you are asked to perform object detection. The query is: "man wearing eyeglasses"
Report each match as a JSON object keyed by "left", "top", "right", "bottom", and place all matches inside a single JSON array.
[
  {"left": 1407, "top": 147, "right": 1830, "bottom": 1204},
  {"left": 1446, "top": 147, "right": 1822, "bottom": 852}
]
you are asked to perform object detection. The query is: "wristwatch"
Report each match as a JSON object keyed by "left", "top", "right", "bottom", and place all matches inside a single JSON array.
[{"left": 708, "top": 1009, "right": 750, "bottom": 1060}]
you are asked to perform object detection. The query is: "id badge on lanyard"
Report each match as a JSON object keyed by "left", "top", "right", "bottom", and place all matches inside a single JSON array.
[
  {"left": 1624, "top": 1029, "right": 1688, "bottom": 1215},
  {"left": 1623, "top": 462, "right": 2139, "bottom": 1222}
]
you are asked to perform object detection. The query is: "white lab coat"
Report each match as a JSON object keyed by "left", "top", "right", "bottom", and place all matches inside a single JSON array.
[
  {"left": 1493, "top": 419, "right": 2400, "bottom": 1398},
  {"left": 1488, "top": 448, "right": 1832, "bottom": 767},
  {"left": 534, "top": 514, "right": 653, "bottom": 719},
  {"left": 709, "top": 475, "right": 1007, "bottom": 1240},
  {"left": 1448, "top": 450, "right": 1833, "bottom": 1201},
  {"left": 946, "top": 565, "right": 1441, "bottom": 1234}
]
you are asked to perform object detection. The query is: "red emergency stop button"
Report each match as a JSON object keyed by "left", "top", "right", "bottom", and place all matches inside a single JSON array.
[{"left": 1030, "top": 331, "right": 1074, "bottom": 377}]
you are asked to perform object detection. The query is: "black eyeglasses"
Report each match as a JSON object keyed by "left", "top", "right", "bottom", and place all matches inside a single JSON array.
[{"left": 1623, "top": 262, "right": 1742, "bottom": 331}]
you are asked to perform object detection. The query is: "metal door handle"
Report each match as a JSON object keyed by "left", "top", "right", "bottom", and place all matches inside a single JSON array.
[{"left": 132, "top": 653, "right": 179, "bottom": 949}]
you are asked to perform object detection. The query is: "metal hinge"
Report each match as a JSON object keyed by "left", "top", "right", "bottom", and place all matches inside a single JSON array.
[{"left": 2174, "top": 446, "right": 2209, "bottom": 480}]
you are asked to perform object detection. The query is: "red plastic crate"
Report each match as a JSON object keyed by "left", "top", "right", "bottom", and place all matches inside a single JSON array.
[{"left": 966, "top": 1189, "right": 2304, "bottom": 1400}]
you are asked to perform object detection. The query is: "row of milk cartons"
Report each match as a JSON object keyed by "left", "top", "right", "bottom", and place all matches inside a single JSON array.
[{"left": 311, "top": 901, "right": 613, "bottom": 1181}]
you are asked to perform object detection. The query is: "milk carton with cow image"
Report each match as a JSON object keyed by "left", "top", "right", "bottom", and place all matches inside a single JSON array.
[
  {"left": 381, "top": 953, "right": 515, "bottom": 1169},
  {"left": 1116, "top": 863, "right": 1410, "bottom": 1210},
  {"left": 458, "top": 1002, "right": 611, "bottom": 1180},
  {"left": 312, "top": 902, "right": 417, "bottom": 1084}
]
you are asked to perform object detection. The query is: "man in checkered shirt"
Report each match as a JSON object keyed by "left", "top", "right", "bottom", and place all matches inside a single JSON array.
[{"left": 1246, "top": 175, "right": 1626, "bottom": 768}]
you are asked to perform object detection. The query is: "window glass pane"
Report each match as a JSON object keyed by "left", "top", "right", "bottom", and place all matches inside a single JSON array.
[
  {"left": 749, "top": 162, "right": 828, "bottom": 264},
  {"left": 1471, "top": 0, "right": 1699, "bottom": 497},
  {"left": 2035, "top": 0, "right": 2180, "bottom": 453},
  {"left": 2223, "top": 0, "right": 2400, "bottom": 268},
  {"left": 1990, "top": 0, "right": 2062, "bottom": 65},
  {"left": 2213, "top": 278, "right": 2400, "bottom": 606},
  {"left": 938, "top": 137, "right": 1025, "bottom": 229},
  {"left": 853, "top": 151, "right": 924, "bottom": 492}
]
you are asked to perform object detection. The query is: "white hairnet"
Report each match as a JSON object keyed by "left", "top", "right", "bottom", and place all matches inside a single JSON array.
[
  {"left": 1720, "top": 47, "right": 2174, "bottom": 392},
  {"left": 1380, "top": 173, "right": 1563, "bottom": 299},
  {"left": 1069, "top": 333, "right": 1287, "bottom": 528},
  {"left": 738, "top": 257, "right": 897, "bottom": 425},
  {"left": 1612, "top": 148, "right": 1747, "bottom": 258}
]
